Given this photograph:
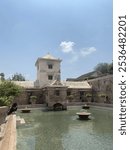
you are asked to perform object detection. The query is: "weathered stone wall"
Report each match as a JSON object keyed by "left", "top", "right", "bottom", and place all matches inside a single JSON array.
[
  {"left": 67, "top": 89, "right": 92, "bottom": 102},
  {"left": 14, "top": 91, "right": 28, "bottom": 105},
  {"left": 14, "top": 75, "right": 113, "bottom": 106},
  {"left": 88, "top": 75, "right": 113, "bottom": 104},
  {"left": 45, "top": 87, "right": 67, "bottom": 108},
  {"left": 15, "top": 88, "right": 92, "bottom": 106},
  {"left": 14, "top": 89, "right": 46, "bottom": 105}
]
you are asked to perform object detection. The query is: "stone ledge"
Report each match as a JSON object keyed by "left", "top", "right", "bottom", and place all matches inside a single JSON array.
[{"left": 0, "top": 115, "right": 16, "bottom": 150}]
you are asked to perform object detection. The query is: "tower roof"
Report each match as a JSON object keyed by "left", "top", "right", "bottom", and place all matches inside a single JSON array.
[
  {"left": 35, "top": 53, "right": 62, "bottom": 66},
  {"left": 42, "top": 53, "right": 60, "bottom": 60}
]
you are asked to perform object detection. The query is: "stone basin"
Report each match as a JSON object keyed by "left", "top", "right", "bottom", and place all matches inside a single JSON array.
[
  {"left": 21, "top": 109, "right": 31, "bottom": 113},
  {"left": 82, "top": 105, "right": 90, "bottom": 109},
  {"left": 76, "top": 112, "right": 91, "bottom": 120}
]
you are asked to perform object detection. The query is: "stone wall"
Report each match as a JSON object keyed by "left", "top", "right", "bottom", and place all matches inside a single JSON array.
[
  {"left": 67, "top": 89, "right": 92, "bottom": 103},
  {"left": 14, "top": 88, "right": 46, "bottom": 105},
  {"left": 45, "top": 86, "right": 68, "bottom": 110},
  {"left": 14, "top": 75, "right": 113, "bottom": 106},
  {"left": 88, "top": 75, "right": 113, "bottom": 104},
  {"left": 14, "top": 91, "right": 28, "bottom": 105}
]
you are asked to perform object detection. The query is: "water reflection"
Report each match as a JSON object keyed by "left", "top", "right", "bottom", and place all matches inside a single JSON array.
[{"left": 17, "top": 107, "right": 113, "bottom": 150}]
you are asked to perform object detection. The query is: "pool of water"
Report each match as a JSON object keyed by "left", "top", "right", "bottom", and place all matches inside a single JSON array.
[{"left": 17, "top": 107, "right": 113, "bottom": 150}]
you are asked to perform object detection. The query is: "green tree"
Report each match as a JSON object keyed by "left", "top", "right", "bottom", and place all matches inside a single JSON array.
[
  {"left": 0, "top": 81, "right": 22, "bottom": 106},
  {"left": 0, "top": 96, "right": 14, "bottom": 106},
  {"left": 94, "top": 63, "right": 109, "bottom": 74},
  {"left": 0, "top": 73, "right": 5, "bottom": 81},
  {"left": 11, "top": 73, "right": 26, "bottom": 81}
]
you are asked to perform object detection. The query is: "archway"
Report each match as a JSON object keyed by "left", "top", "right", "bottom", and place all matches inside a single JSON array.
[{"left": 53, "top": 103, "right": 63, "bottom": 111}]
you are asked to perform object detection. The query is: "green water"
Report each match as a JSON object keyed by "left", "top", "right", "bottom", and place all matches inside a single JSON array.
[{"left": 17, "top": 107, "right": 113, "bottom": 150}]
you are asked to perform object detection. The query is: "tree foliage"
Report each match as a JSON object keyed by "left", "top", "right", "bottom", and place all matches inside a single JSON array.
[
  {"left": 0, "top": 72, "right": 5, "bottom": 81},
  {"left": 0, "top": 96, "right": 14, "bottom": 106},
  {"left": 0, "top": 81, "right": 22, "bottom": 106},
  {"left": 11, "top": 73, "right": 26, "bottom": 81},
  {"left": 94, "top": 62, "right": 113, "bottom": 74}
]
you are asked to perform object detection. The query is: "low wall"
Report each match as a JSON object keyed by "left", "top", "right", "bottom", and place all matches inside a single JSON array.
[
  {"left": 0, "top": 106, "right": 8, "bottom": 125},
  {"left": 88, "top": 102, "right": 113, "bottom": 108},
  {"left": 0, "top": 115, "right": 16, "bottom": 150},
  {"left": 67, "top": 102, "right": 113, "bottom": 108},
  {"left": 18, "top": 104, "right": 46, "bottom": 109}
]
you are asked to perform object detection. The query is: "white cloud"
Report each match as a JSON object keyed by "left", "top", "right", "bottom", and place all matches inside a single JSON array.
[
  {"left": 80, "top": 47, "right": 96, "bottom": 57},
  {"left": 60, "top": 41, "right": 75, "bottom": 53},
  {"left": 59, "top": 41, "right": 96, "bottom": 63}
]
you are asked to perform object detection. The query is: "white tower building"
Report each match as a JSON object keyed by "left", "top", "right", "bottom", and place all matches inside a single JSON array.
[{"left": 34, "top": 53, "right": 62, "bottom": 87}]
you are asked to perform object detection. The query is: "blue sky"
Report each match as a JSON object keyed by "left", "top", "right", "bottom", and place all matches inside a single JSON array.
[{"left": 0, "top": 0, "right": 112, "bottom": 80}]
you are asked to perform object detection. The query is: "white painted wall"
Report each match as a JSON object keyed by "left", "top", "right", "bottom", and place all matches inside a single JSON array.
[{"left": 35, "top": 56, "right": 61, "bottom": 87}]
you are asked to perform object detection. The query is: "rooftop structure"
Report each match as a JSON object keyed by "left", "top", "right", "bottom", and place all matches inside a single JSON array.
[
  {"left": 62, "top": 81, "right": 91, "bottom": 89},
  {"left": 12, "top": 81, "right": 34, "bottom": 88},
  {"left": 34, "top": 53, "right": 62, "bottom": 87}
]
